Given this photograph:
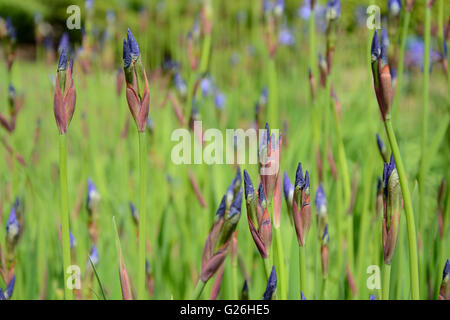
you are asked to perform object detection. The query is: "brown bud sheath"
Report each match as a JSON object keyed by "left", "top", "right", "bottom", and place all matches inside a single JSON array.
[
  {"left": 125, "top": 70, "right": 150, "bottom": 132},
  {"left": 53, "top": 65, "right": 76, "bottom": 134}
]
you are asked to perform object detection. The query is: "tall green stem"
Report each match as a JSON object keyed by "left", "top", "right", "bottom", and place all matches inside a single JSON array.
[
  {"left": 382, "top": 263, "right": 392, "bottom": 300},
  {"left": 268, "top": 58, "right": 279, "bottom": 129},
  {"left": 138, "top": 131, "right": 147, "bottom": 299},
  {"left": 299, "top": 245, "right": 307, "bottom": 297},
  {"left": 384, "top": 117, "right": 420, "bottom": 300},
  {"left": 59, "top": 134, "right": 73, "bottom": 300},
  {"left": 191, "top": 279, "right": 206, "bottom": 300},
  {"left": 419, "top": 2, "right": 431, "bottom": 235},
  {"left": 392, "top": 7, "right": 411, "bottom": 120}
]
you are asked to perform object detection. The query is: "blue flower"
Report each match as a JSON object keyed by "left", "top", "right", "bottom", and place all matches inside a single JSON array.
[
  {"left": 216, "top": 195, "right": 227, "bottom": 219},
  {"left": 369, "top": 294, "right": 376, "bottom": 300},
  {"left": 326, "top": 0, "right": 341, "bottom": 20},
  {"left": 383, "top": 154, "right": 396, "bottom": 197},
  {"left": 371, "top": 30, "right": 381, "bottom": 62},
  {"left": 278, "top": 27, "right": 295, "bottom": 46},
  {"left": 6, "top": 206, "right": 20, "bottom": 243},
  {"left": 58, "top": 47, "right": 68, "bottom": 71},
  {"left": 301, "top": 291, "right": 307, "bottom": 300},
  {"left": 69, "top": 230, "right": 76, "bottom": 249},
  {"left": 58, "top": 32, "right": 69, "bottom": 54},
  {"left": 283, "top": 171, "right": 294, "bottom": 202},
  {"left": 315, "top": 185, "right": 327, "bottom": 214},
  {"left": 174, "top": 72, "right": 187, "bottom": 96},
  {"left": 274, "top": 0, "right": 285, "bottom": 16},
  {"left": 388, "top": 0, "right": 402, "bottom": 16},
  {"left": 126, "top": 28, "right": 140, "bottom": 60},
  {"left": 214, "top": 91, "right": 226, "bottom": 109},
  {"left": 244, "top": 170, "right": 255, "bottom": 199},
  {"left": 86, "top": 178, "right": 100, "bottom": 212},
  {"left": 263, "top": 265, "right": 277, "bottom": 300},
  {"left": 90, "top": 245, "right": 99, "bottom": 266},
  {"left": 443, "top": 259, "right": 450, "bottom": 281},
  {"left": 200, "top": 76, "right": 213, "bottom": 97},
  {"left": 298, "top": 0, "right": 312, "bottom": 20},
  {"left": 5, "top": 275, "right": 15, "bottom": 299}
]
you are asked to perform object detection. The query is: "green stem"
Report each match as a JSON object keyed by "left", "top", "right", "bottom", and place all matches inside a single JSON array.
[
  {"left": 191, "top": 279, "right": 206, "bottom": 300},
  {"left": 321, "top": 277, "right": 327, "bottom": 300},
  {"left": 274, "top": 227, "right": 287, "bottom": 300},
  {"left": 384, "top": 117, "right": 420, "bottom": 300},
  {"left": 231, "top": 255, "right": 238, "bottom": 300},
  {"left": 419, "top": 3, "right": 431, "bottom": 235},
  {"left": 263, "top": 257, "right": 271, "bottom": 280},
  {"left": 267, "top": 58, "right": 279, "bottom": 129},
  {"left": 200, "top": 33, "right": 212, "bottom": 75},
  {"left": 138, "top": 131, "right": 147, "bottom": 299},
  {"left": 392, "top": 8, "right": 411, "bottom": 120},
  {"left": 382, "top": 263, "right": 392, "bottom": 300},
  {"left": 59, "top": 134, "right": 73, "bottom": 300},
  {"left": 322, "top": 78, "right": 331, "bottom": 186},
  {"left": 299, "top": 245, "right": 307, "bottom": 297}
]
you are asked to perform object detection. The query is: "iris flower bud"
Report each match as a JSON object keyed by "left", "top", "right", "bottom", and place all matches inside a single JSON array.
[
  {"left": 439, "top": 259, "right": 450, "bottom": 300},
  {"left": 53, "top": 47, "right": 76, "bottom": 134},
  {"left": 371, "top": 29, "right": 393, "bottom": 121},
  {"left": 86, "top": 178, "right": 100, "bottom": 214},
  {"left": 382, "top": 154, "right": 401, "bottom": 264},
  {"left": 293, "top": 162, "right": 311, "bottom": 246},
  {"left": 244, "top": 171, "right": 272, "bottom": 259},
  {"left": 315, "top": 185, "right": 327, "bottom": 239},
  {"left": 388, "top": 0, "right": 402, "bottom": 17},
  {"left": 123, "top": 29, "right": 149, "bottom": 132},
  {"left": 376, "top": 133, "right": 389, "bottom": 163},
  {"left": 263, "top": 265, "right": 277, "bottom": 300}
]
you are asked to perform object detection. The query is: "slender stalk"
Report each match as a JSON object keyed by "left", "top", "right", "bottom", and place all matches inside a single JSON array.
[
  {"left": 382, "top": 263, "right": 392, "bottom": 300},
  {"left": 321, "top": 277, "right": 327, "bottom": 300},
  {"left": 384, "top": 117, "right": 420, "bottom": 299},
  {"left": 231, "top": 256, "right": 238, "bottom": 300},
  {"left": 309, "top": 4, "right": 316, "bottom": 78},
  {"left": 299, "top": 245, "right": 307, "bottom": 297},
  {"left": 199, "top": 33, "right": 211, "bottom": 75},
  {"left": 138, "top": 131, "right": 147, "bottom": 299},
  {"left": 322, "top": 78, "right": 331, "bottom": 186},
  {"left": 191, "top": 279, "right": 206, "bottom": 300},
  {"left": 419, "top": 1, "right": 431, "bottom": 236},
  {"left": 268, "top": 58, "right": 279, "bottom": 129},
  {"left": 392, "top": 6, "right": 411, "bottom": 120},
  {"left": 263, "top": 257, "right": 271, "bottom": 280},
  {"left": 59, "top": 134, "right": 73, "bottom": 300}
]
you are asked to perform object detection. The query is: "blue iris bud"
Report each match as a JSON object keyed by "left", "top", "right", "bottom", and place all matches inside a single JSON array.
[
  {"left": 243, "top": 170, "right": 255, "bottom": 200},
  {"left": 89, "top": 245, "right": 99, "bottom": 266},
  {"left": 326, "top": 0, "right": 340, "bottom": 20},
  {"left": 214, "top": 91, "right": 225, "bottom": 110},
  {"left": 86, "top": 178, "right": 100, "bottom": 213},
  {"left": 283, "top": 171, "right": 294, "bottom": 202},
  {"left": 126, "top": 28, "right": 140, "bottom": 61},
  {"left": 371, "top": 30, "right": 381, "bottom": 62},
  {"left": 388, "top": 0, "right": 402, "bottom": 16},
  {"left": 263, "top": 265, "right": 277, "bottom": 300},
  {"left": 58, "top": 47, "right": 68, "bottom": 71},
  {"left": 443, "top": 259, "right": 450, "bottom": 281},
  {"left": 315, "top": 184, "right": 327, "bottom": 214},
  {"left": 301, "top": 291, "right": 307, "bottom": 300},
  {"left": 6, "top": 206, "right": 20, "bottom": 244}
]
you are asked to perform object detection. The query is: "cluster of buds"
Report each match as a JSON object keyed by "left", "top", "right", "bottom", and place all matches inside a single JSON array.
[
  {"left": 0, "top": 17, "right": 16, "bottom": 72},
  {"left": 381, "top": 155, "right": 401, "bottom": 265},
  {"left": 371, "top": 29, "right": 393, "bottom": 121},
  {"left": 262, "top": 0, "right": 285, "bottom": 58},
  {"left": 123, "top": 29, "right": 150, "bottom": 132},
  {"left": 53, "top": 45, "right": 76, "bottom": 134},
  {"left": 200, "top": 169, "right": 242, "bottom": 283},
  {"left": 263, "top": 265, "right": 277, "bottom": 300},
  {"left": 0, "top": 84, "right": 23, "bottom": 133},
  {"left": 0, "top": 275, "right": 15, "bottom": 300},
  {"left": 244, "top": 170, "right": 272, "bottom": 259},
  {"left": 292, "top": 163, "right": 311, "bottom": 247},
  {"left": 439, "top": 259, "right": 450, "bottom": 300}
]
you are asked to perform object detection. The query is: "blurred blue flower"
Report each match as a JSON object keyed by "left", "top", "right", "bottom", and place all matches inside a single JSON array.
[
  {"left": 278, "top": 27, "right": 295, "bottom": 46},
  {"left": 214, "top": 91, "right": 225, "bottom": 109},
  {"left": 388, "top": 0, "right": 402, "bottom": 17}
]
